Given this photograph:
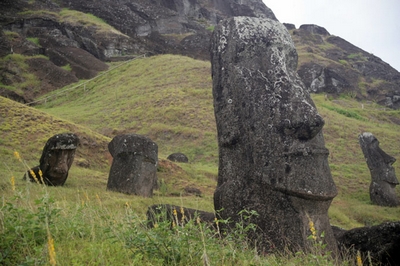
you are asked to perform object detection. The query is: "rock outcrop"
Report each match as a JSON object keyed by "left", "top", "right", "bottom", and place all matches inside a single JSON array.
[
  {"left": 107, "top": 134, "right": 158, "bottom": 197},
  {"left": 167, "top": 152, "right": 189, "bottom": 163},
  {"left": 210, "top": 16, "right": 338, "bottom": 254},
  {"left": 333, "top": 222, "right": 400, "bottom": 266},
  {"left": 291, "top": 24, "right": 400, "bottom": 109},
  {"left": 24, "top": 133, "right": 79, "bottom": 186},
  {"left": 358, "top": 132, "right": 400, "bottom": 206}
]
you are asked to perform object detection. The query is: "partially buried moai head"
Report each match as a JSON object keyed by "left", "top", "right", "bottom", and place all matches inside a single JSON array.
[{"left": 26, "top": 133, "right": 79, "bottom": 186}]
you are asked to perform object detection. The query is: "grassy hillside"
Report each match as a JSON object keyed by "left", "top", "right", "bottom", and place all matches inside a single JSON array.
[
  {"left": 1, "top": 54, "right": 400, "bottom": 265},
  {"left": 36, "top": 55, "right": 216, "bottom": 164}
]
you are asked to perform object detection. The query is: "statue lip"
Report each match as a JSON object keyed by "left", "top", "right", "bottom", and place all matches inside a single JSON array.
[
  {"left": 283, "top": 146, "right": 330, "bottom": 156},
  {"left": 50, "top": 169, "right": 67, "bottom": 175},
  {"left": 274, "top": 186, "right": 337, "bottom": 201}
]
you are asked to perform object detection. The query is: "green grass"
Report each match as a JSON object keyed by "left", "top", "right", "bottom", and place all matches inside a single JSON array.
[
  {"left": 0, "top": 54, "right": 47, "bottom": 93},
  {"left": 26, "top": 37, "right": 41, "bottom": 46},
  {"left": 346, "top": 53, "right": 367, "bottom": 61},
  {"left": 1, "top": 54, "right": 400, "bottom": 265},
  {"left": 59, "top": 9, "right": 127, "bottom": 36},
  {"left": 60, "top": 64, "right": 72, "bottom": 71}
]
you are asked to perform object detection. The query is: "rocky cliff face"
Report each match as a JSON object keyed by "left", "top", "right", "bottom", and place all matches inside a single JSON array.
[
  {"left": 286, "top": 23, "right": 400, "bottom": 109},
  {"left": 1, "top": 0, "right": 399, "bottom": 109}
]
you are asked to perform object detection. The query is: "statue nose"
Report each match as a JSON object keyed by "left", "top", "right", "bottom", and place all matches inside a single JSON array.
[
  {"left": 55, "top": 155, "right": 69, "bottom": 173},
  {"left": 280, "top": 113, "right": 324, "bottom": 141}
]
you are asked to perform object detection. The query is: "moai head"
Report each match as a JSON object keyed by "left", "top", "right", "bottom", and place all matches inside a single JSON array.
[
  {"left": 38, "top": 133, "right": 79, "bottom": 186},
  {"left": 359, "top": 132, "right": 399, "bottom": 206},
  {"left": 107, "top": 134, "right": 158, "bottom": 197}
]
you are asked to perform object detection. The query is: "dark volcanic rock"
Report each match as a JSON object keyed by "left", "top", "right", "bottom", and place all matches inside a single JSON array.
[
  {"left": 184, "top": 186, "right": 202, "bottom": 196},
  {"left": 45, "top": 47, "right": 108, "bottom": 79},
  {"left": 298, "top": 62, "right": 359, "bottom": 94},
  {"left": 358, "top": 132, "right": 400, "bottom": 207},
  {"left": 299, "top": 24, "right": 330, "bottom": 35},
  {"left": 167, "top": 152, "right": 189, "bottom": 163},
  {"left": 0, "top": 28, "right": 12, "bottom": 57},
  {"left": 26, "top": 57, "right": 79, "bottom": 94},
  {"left": 210, "top": 16, "right": 338, "bottom": 254},
  {"left": 25, "top": 133, "right": 79, "bottom": 186},
  {"left": 293, "top": 29, "right": 400, "bottom": 109},
  {"left": 58, "top": 0, "right": 277, "bottom": 61},
  {"left": 107, "top": 134, "right": 158, "bottom": 197},
  {"left": 333, "top": 222, "right": 400, "bottom": 266},
  {"left": 283, "top": 23, "right": 296, "bottom": 30}
]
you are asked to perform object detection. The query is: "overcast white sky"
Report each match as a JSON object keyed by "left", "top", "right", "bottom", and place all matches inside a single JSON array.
[{"left": 263, "top": 0, "right": 400, "bottom": 72}]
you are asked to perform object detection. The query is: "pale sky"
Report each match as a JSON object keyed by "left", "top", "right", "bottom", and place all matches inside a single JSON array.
[{"left": 263, "top": 0, "right": 400, "bottom": 72}]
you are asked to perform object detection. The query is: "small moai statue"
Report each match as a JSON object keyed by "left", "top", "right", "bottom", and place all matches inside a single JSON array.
[
  {"left": 107, "top": 134, "right": 158, "bottom": 197},
  {"left": 359, "top": 132, "right": 399, "bottom": 207}
]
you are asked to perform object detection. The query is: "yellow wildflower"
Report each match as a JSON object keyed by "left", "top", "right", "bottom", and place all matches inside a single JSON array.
[
  {"left": 38, "top": 168, "right": 44, "bottom": 183},
  {"left": 10, "top": 176, "right": 15, "bottom": 191},
  {"left": 356, "top": 250, "right": 362, "bottom": 266},
  {"left": 47, "top": 234, "right": 56, "bottom": 265},
  {"left": 308, "top": 220, "right": 317, "bottom": 241},
  {"left": 180, "top": 207, "right": 186, "bottom": 224},
  {"left": 172, "top": 208, "right": 178, "bottom": 226},
  {"left": 96, "top": 194, "right": 102, "bottom": 206},
  {"left": 13, "top": 151, "right": 22, "bottom": 162},
  {"left": 29, "top": 169, "right": 40, "bottom": 184}
]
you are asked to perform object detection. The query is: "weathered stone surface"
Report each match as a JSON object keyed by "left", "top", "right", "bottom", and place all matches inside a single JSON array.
[
  {"left": 359, "top": 132, "right": 400, "bottom": 206},
  {"left": 25, "top": 133, "right": 79, "bottom": 186},
  {"left": 283, "top": 23, "right": 296, "bottom": 30},
  {"left": 167, "top": 152, "right": 189, "bottom": 163},
  {"left": 147, "top": 204, "right": 215, "bottom": 228},
  {"left": 184, "top": 186, "right": 202, "bottom": 196},
  {"left": 333, "top": 222, "right": 400, "bottom": 266},
  {"left": 210, "top": 16, "right": 338, "bottom": 254},
  {"left": 299, "top": 24, "right": 330, "bottom": 36},
  {"left": 107, "top": 134, "right": 158, "bottom": 197}
]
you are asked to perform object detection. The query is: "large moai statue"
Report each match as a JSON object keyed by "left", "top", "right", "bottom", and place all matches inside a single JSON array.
[
  {"left": 107, "top": 134, "right": 158, "bottom": 197},
  {"left": 359, "top": 132, "right": 399, "bottom": 207},
  {"left": 25, "top": 133, "right": 79, "bottom": 186},
  {"left": 210, "top": 17, "right": 338, "bottom": 253}
]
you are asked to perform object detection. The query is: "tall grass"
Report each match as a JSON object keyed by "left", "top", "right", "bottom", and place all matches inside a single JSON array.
[{"left": 1, "top": 160, "right": 354, "bottom": 265}]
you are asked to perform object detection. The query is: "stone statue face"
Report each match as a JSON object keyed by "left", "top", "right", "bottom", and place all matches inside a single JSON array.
[
  {"left": 212, "top": 16, "right": 337, "bottom": 201},
  {"left": 360, "top": 133, "right": 399, "bottom": 185},
  {"left": 39, "top": 133, "right": 79, "bottom": 186},
  {"left": 359, "top": 132, "right": 399, "bottom": 206},
  {"left": 42, "top": 148, "right": 76, "bottom": 180}
]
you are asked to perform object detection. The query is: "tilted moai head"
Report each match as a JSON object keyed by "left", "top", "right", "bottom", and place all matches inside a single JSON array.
[
  {"left": 210, "top": 16, "right": 338, "bottom": 253},
  {"left": 26, "top": 133, "right": 79, "bottom": 186},
  {"left": 359, "top": 132, "right": 399, "bottom": 206},
  {"left": 107, "top": 134, "right": 158, "bottom": 197}
]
